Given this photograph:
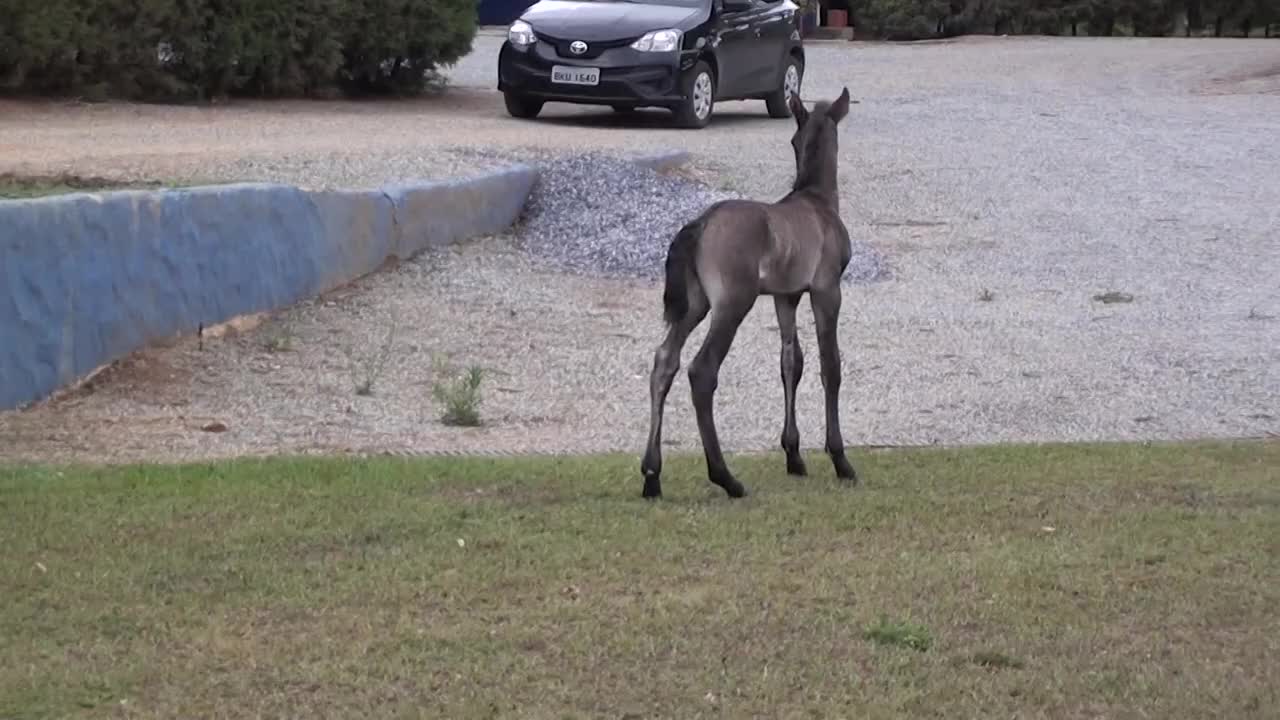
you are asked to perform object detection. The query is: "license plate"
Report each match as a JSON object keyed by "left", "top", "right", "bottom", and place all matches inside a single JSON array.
[{"left": 551, "top": 65, "right": 600, "bottom": 86}]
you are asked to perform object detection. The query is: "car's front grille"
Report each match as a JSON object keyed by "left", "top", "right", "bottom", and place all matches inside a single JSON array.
[
  {"left": 533, "top": 31, "right": 638, "bottom": 60},
  {"left": 503, "top": 51, "right": 679, "bottom": 101}
]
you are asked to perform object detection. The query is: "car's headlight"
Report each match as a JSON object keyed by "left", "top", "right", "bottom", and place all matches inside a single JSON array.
[
  {"left": 508, "top": 19, "right": 535, "bottom": 47},
  {"left": 631, "top": 29, "right": 682, "bottom": 52}
]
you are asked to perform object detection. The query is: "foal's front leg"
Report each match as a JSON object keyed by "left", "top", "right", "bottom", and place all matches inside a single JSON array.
[
  {"left": 774, "top": 294, "right": 807, "bottom": 476},
  {"left": 810, "top": 286, "right": 858, "bottom": 483}
]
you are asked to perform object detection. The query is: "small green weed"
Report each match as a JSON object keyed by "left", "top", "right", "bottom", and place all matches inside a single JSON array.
[
  {"left": 864, "top": 616, "right": 933, "bottom": 652},
  {"left": 346, "top": 312, "right": 399, "bottom": 396},
  {"left": 431, "top": 356, "right": 485, "bottom": 426},
  {"left": 262, "top": 319, "right": 295, "bottom": 354}
]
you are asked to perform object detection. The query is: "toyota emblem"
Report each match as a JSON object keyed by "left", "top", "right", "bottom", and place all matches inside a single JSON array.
[{"left": 570, "top": 40, "right": 588, "bottom": 55}]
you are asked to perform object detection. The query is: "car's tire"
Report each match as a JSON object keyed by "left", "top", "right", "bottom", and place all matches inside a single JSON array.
[
  {"left": 504, "top": 91, "right": 543, "bottom": 119},
  {"left": 672, "top": 60, "right": 715, "bottom": 129},
  {"left": 765, "top": 55, "right": 803, "bottom": 119}
]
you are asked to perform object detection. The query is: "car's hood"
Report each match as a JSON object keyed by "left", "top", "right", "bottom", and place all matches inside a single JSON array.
[{"left": 521, "top": 0, "right": 708, "bottom": 41}]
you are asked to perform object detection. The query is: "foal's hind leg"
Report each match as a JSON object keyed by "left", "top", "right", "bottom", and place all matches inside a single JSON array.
[
  {"left": 640, "top": 294, "right": 709, "bottom": 499},
  {"left": 810, "top": 285, "right": 858, "bottom": 483},
  {"left": 774, "top": 293, "right": 807, "bottom": 477},
  {"left": 688, "top": 297, "right": 754, "bottom": 498}
]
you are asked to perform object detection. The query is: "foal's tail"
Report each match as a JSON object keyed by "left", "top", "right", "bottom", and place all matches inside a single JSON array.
[{"left": 662, "top": 217, "right": 703, "bottom": 326}]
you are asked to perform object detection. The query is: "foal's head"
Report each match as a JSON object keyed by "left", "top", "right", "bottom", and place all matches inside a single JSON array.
[{"left": 787, "top": 87, "right": 851, "bottom": 192}]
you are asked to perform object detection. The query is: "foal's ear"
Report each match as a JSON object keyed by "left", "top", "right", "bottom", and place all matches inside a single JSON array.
[
  {"left": 789, "top": 93, "right": 808, "bottom": 127},
  {"left": 829, "top": 87, "right": 851, "bottom": 124}
]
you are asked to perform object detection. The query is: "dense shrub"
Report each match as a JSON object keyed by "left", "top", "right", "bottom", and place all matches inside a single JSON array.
[
  {"left": 863, "top": 0, "right": 950, "bottom": 40},
  {"left": 340, "top": 0, "right": 478, "bottom": 94},
  {"left": 845, "top": 0, "right": 1279, "bottom": 40},
  {"left": 0, "top": 0, "right": 477, "bottom": 100}
]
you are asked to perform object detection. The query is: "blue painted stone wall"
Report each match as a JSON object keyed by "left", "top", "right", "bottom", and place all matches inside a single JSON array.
[{"left": 0, "top": 166, "right": 538, "bottom": 411}]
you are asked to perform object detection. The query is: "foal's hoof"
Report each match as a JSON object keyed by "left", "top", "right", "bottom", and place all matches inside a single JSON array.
[
  {"left": 716, "top": 477, "right": 748, "bottom": 499},
  {"left": 642, "top": 472, "right": 663, "bottom": 500},
  {"left": 786, "top": 456, "right": 808, "bottom": 477},
  {"left": 834, "top": 460, "right": 859, "bottom": 485},
  {"left": 827, "top": 449, "right": 859, "bottom": 484}
]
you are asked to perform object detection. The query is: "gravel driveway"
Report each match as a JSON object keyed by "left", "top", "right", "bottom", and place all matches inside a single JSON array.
[{"left": 1, "top": 36, "right": 1278, "bottom": 466}]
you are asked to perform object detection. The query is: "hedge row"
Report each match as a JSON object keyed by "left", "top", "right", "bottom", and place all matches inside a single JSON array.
[
  {"left": 823, "top": 0, "right": 1280, "bottom": 41},
  {"left": 849, "top": 0, "right": 1280, "bottom": 40},
  {"left": 0, "top": 0, "right": 478, "bottom": 100}
]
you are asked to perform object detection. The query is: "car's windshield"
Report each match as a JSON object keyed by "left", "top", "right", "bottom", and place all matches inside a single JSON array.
[{"left": 571, "top": 0, "right": 705, "bottom": 7}]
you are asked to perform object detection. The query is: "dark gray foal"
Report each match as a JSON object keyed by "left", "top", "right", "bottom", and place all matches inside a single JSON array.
[{"left": 640, "top": 87, "right": 859, "bottom": 500}]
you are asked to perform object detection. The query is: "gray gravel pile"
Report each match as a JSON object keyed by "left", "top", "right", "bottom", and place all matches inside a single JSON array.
[
  {"left": 511, "top": 151, "right": 889, "bottom": 284},
  {"left": 515, "top": 151, "right": 738, "bottom": 280}
]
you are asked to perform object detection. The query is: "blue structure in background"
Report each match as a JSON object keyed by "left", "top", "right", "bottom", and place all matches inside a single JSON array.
[
  {"left": 0, "top": 166, "right": 539, "bottom": 411},
  {"left": 478, "top": 0, "right": 537, "bottom": 26}
]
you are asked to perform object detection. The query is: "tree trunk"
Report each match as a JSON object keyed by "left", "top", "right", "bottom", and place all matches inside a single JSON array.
[
  {"left": 1214, "top": 16, "right": 1223, "bottom": 37},
  {"left": 1072, "top": 21, "right": 1078, "bottom": 36},
  {"left": 1186, "top": 0, "right": 1203, "bottom": 35},
  {"left": 1241, "top": 18, "right": 1252, "bottom": 37}
]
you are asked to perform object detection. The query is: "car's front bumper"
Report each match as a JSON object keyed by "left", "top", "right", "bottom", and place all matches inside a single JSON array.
[{"left": 497, "top": 38, "right": 686, "bottom": 107}]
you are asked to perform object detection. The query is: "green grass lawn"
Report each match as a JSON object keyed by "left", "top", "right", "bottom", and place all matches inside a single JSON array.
[{"left": 3, "top": 440, "right": 1278, "bottom": 718}]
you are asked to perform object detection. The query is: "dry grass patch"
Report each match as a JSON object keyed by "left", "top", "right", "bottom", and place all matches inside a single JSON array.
[
  {"left": 2, "top": 440, "right": 1278, "bottom": 718},
  {"left": 0, "top": 172, "right": 168, "bottom": 199}
]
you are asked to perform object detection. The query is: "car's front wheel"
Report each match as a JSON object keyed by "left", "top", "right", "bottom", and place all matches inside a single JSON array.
[
  {"left": 765, "top": 56, "right": 803, "bottom": 119},
  {"left": 672, "top": 61, "right": 715, "bottom": 129},
  {"left": 504, "top": 91, "right": 544, "bottom": 119}
]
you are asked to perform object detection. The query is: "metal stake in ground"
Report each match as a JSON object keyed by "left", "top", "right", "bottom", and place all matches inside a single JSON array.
[{"left": 640, "top": 87, "right": 861, "bottom": 500}]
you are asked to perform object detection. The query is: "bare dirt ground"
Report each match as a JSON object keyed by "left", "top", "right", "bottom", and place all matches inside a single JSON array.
[{"left": 1, "top": 36, "right": 1278, "bottom": 465}]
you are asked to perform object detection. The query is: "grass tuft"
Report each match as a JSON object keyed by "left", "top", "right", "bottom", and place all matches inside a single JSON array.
[
  {"left": 262, "top": 318, "right": 295, "bottom": 354},
  {"left": 345, "top": 311, "right": 398, "bottom": 396},
  {"left": 864, "top": 616, "right": 934, "bottom": 652},
  {"left": 431, "top": 355, "right": 485, "bottom": 426}
]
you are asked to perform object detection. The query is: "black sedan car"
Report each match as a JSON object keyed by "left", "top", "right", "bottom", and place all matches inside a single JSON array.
[{"left": 496, "top": 0, "right": 806, "bottom": 129}]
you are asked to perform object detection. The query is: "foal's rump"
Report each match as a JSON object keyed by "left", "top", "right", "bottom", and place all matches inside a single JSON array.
[{"left": 661, "top": 199, "right": 775, "bottom": 325}]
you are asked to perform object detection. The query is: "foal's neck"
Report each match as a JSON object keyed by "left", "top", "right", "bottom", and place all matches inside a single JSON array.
[{"left": 790, "top": 159, "right": 839, "bottom": 210}]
